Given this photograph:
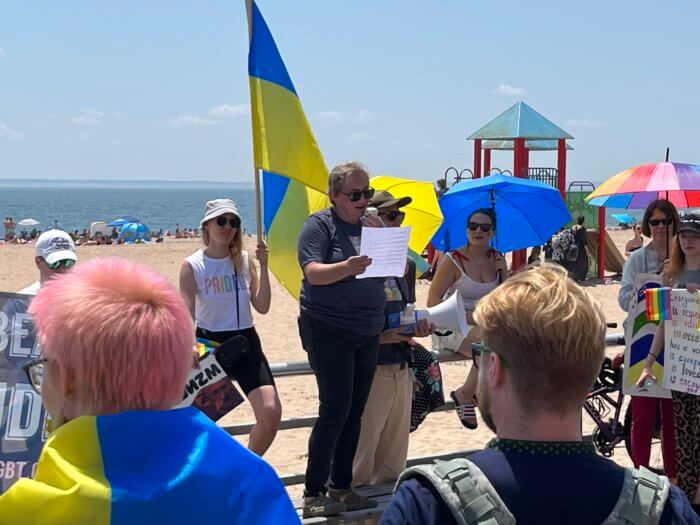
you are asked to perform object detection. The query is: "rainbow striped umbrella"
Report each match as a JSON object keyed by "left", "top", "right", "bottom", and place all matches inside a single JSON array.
[{"left": 586, "top": 162, "right": 700, "bottom": 209}]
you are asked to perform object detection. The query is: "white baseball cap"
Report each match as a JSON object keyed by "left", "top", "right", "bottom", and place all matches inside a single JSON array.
[
  {"left": 200, "top": 199, "right": 241, "bottom": 228},
  {"left": 35, "top": 230, "right": 77, "bottom": 265}
]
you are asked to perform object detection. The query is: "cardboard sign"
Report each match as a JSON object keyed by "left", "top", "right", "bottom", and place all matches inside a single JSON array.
[
  {"left": 623, "top": 274, "right": 671, "bottom": 398},
  {"left": 0, "top": 292, "right": 47, "bottom": 494},
  {"left": 663, "top": 289, "right": 700, "bottom": 395}
]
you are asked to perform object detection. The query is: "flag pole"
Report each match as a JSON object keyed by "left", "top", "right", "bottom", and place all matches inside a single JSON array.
[
  {"left": 245, "top": 0, "right": 263, "bottom": 243},
  {"left": 665, "top": 147, "right": 670, "bottom": 261}
]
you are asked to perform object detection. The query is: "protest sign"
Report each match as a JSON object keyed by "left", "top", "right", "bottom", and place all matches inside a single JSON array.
[
  {"left": 663, "top": 289, "right": 700, "bottom": 395},
  {"left": 623, "top": 274, "right": 672, "bottom": 398},
  {"left": 175, "top": 339, "right": 244, "bottom": 421},
  {"left": 0, "top": 292, "right": 46, "bottom": 495}
]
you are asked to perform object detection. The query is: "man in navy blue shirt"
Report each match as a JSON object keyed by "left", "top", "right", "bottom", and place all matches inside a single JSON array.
[{"left": 381, "top": 264, "right": 698, "bottom": 524}]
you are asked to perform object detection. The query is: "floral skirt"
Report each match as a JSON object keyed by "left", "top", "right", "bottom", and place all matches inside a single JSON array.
[{"left": 410, "top": 343, "right": 445, "bottom": 432}]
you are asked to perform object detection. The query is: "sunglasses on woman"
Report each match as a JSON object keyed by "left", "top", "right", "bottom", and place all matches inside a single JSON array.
[
  {"left": 216, "top": 216, "right": 241, "bottom": 229},
  {"left": 648, "top": 218, "right": 673, "bottom": 227},
  {"left": 45, "top": 259, "right": 75, "bottom": 271},
  {"left": 341, "top": 187, "right": 375, "bottom": 202},
  {"left": 379, "top": 211, "right": 405, "bottom": 222},
  {"left": 467, "top": 222, "right": 493, "bottom": 233}
]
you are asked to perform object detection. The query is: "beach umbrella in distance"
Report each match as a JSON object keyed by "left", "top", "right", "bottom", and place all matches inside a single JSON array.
[
  {"left": 17, "top": 218, "right": 40, "bottom": 227},
  {"left": 370, "top": 175, "right": 443, "bottom": 273},
  {"left": 611, "top": 213, "right": 637, "bottom": 226},
  {"left": 431, "top": 174, "right": 571, "bottom": 253},
  {"left": 107, "top": 216, "right": 141, "bottom": 228},
  {"left": 118, "top": 222, "right": 151, "bottom": 243}
]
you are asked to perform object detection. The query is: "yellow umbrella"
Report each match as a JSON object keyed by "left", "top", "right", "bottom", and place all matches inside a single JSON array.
[{"left": 370, "top": 175, "right": 443, "bottom": 273}]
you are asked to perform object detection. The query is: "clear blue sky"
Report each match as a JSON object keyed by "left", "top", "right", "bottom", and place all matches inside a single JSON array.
[{"left": 1, "top": 1, "right": 698, "bottom": 185}]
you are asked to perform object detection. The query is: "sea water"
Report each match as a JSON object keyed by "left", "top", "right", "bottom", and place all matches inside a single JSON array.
[{"left": 0, "top": 180, "right": 257, "bottom": 234}]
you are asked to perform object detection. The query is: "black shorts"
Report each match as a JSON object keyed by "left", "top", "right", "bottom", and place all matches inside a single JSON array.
[{"left": 195, "top": 326, "right": 275, "bottom": 395}]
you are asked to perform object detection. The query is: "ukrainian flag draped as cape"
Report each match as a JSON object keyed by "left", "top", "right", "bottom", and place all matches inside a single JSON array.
[
  {"left": 247, "top": 1, "right": 329, "bottom": 299},
  {"left": 0, "top": 407, "right": 299, "bottom": 524}
]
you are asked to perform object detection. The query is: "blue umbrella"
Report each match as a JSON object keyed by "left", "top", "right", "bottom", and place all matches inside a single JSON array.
[
  {"left": 107, "top": 216, "right": 141, "bottom": 228},
  {"left": 431, "top": 174, "right": 571, "bottom": 253},
  {"left": 118, "top": 222, "right": 151, "bottom": 243},
  {"left": 611, "top": 213, "right": 637, "bottom": 225}
]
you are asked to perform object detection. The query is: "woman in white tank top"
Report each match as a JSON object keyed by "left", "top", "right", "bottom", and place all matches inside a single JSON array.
[
  {"left": 428, "top": 208, "right": 507, "bottom": 430},
  {"left": 179, "top": 199, "right": 280, "bottom": 457}
]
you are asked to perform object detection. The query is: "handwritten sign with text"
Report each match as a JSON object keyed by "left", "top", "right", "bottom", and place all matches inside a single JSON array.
[
  {"left": 623, "top": 274, "right": 671, "bottom": 398},
  {"left": 663, "top": 289, "right": 700, "bottom": 395}
]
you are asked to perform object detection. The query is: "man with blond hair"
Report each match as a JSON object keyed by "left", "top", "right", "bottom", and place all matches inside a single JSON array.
[{"left": 381, "top": 264, "right": 698, "bottom": 524}]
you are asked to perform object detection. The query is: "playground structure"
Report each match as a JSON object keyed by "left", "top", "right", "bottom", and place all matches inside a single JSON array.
[{"left": 445, "top": 101, "right": 609, "bottom": 278}]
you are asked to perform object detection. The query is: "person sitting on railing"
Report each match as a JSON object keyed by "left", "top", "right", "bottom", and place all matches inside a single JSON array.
[
  {"left": 382, "top": 264, "right": 697, "bottom": 525},
  {"left": 428, "top": 208, "right": 507, "bottom": 430},
  {"left": 0, "top": 258, "right": 298, "bottom": 524},
  {"left": 352, "top": 190, "right": 435, "bottom": 488}
]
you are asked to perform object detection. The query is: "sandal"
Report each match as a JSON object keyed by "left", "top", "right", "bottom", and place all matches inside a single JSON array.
[{"left": 450, "top": 391, "right": 478, "bottom": 429}]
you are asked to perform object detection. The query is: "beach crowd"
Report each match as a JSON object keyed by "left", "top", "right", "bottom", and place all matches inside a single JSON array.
[{"left": 1, "top": 163, "right": 700, "bottom": 524}]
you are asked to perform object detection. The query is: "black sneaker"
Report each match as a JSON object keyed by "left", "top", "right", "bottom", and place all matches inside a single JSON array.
[
  {"left": 302, "top": 492, "right": 347, "bottom": 518},
  {"left": 328, "top": 487, "right": 378, "bottom": 511}
]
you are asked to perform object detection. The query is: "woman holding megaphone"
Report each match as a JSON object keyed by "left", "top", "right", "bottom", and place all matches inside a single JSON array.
[{"left": 428, "top": 208, "right": 507, "bottom": 429}]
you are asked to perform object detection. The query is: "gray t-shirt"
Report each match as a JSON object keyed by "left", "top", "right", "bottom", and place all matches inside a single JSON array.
[
  {"left": 297, "top": 208, "right": 386, "bottom": 336},
  {"left": 676, "top": 269, "right": 700, "bottom": 288}
]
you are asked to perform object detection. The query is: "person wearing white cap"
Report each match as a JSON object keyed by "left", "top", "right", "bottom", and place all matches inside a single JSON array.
[
  {"left": 18, "top": 229, "right": 78, "bottom": 295},
  {"left": 179, "top": 198, "right": 280, "bottom": 457}
]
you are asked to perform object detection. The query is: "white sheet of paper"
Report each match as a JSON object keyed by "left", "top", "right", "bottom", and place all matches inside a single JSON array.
[{"left": 357, "top": 226, "right": 411, "bottom": 278}]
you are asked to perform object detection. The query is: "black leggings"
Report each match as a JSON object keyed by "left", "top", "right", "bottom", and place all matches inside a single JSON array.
[
  {"left": 298, "top": 312, "right": 380, "bottom": 495},
  {"left": 196, "top": 326, "right": 275, "bottom": 395}
]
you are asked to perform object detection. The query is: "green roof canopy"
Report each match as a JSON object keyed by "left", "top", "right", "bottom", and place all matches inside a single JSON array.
[
  {"left": 481, "top": 139, "right": 573, "bottom": 151},
  {"left": 468, "top": 101, "right": 573, "bottom": 141}
]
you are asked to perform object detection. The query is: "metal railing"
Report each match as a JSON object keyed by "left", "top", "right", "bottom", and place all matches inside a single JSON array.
[
  {"left": 222, "top": 332, "right": 625, "bottom": 486},
  {"left": 524, "top": 167, "right": 559, "bottom": 188}
]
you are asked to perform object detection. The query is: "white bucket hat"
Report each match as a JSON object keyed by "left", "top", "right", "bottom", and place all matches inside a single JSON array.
[{"left": 200, "top": 199, "right": 241, "bottom": 228}]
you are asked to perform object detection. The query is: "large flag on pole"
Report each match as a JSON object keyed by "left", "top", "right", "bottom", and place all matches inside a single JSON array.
[{"left": 246, "top": 1, "right": 329, "bottom": 299}]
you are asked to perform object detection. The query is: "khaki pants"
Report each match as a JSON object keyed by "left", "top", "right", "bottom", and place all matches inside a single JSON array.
[{"left": 352, "top": 363, "right": 412, "bottom": 486}]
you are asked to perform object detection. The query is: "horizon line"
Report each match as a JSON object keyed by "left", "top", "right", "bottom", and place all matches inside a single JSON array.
[{"left": 0, "top": 177, "right": 254, "bottom": 185}]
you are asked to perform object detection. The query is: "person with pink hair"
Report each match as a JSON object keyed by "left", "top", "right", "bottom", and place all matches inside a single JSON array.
[{"left": 0, "top": 257, "right": 298, "bottom": 525}]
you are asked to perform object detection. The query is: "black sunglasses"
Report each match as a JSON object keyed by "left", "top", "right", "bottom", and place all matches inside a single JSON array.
[
  {"left": 648, "top": 218, "right": 673, "bottom": 227},
  {"left": 471, "top": 342, "right": 509, "bottom": 370},
  {"left": 379, "top": 211, "right": 405, "bottom": 222},
  {"left": 341, "top": 187, "right": 375, "bottom": 202},
  {"left": 45, "top": 259, "right": 75, "bottom": 271},
  {"left": 23, "top": 357, "right": 48, "bottom": 394},
  {"left": 467, "top": 222, "right": 494, "bottom": 233},
  {"left": 216, "top": 216, "right": 241, "bottom": 229}
]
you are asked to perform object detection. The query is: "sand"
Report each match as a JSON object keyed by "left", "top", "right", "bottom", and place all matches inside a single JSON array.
[{"left": 0, "top": 228, "right": 642, "bottom": 498}]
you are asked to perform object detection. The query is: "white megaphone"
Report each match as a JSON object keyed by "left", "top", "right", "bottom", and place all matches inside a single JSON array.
[
  {"left": 388, "top": 292, "right": 468, "bottom": 336},
  {"left": 421, "top": 292, "right": 469, "bottom": 335}
]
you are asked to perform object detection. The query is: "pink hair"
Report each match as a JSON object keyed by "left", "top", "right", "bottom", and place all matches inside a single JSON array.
[{"left": 29, "top": 257, "right": 194, "bottom": 413}]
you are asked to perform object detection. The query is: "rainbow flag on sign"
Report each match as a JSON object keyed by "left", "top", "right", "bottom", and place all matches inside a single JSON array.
[
  {"left": 247, "top": 1, "right": 329, "bottom": 299},
  {"left": 645, "top": 287, "right": 672, "bottom": 321},
  {"left": 0, "top": 408, "right": 298, "bottom": 524}
]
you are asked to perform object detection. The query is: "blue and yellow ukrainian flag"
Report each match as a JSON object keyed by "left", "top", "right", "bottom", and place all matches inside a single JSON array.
[
  {"left": 0, "top": 407, "right": 299, "bottom": 524},
  {"left": 247, "top": 1, "right": 329, "bottom": 299}
]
